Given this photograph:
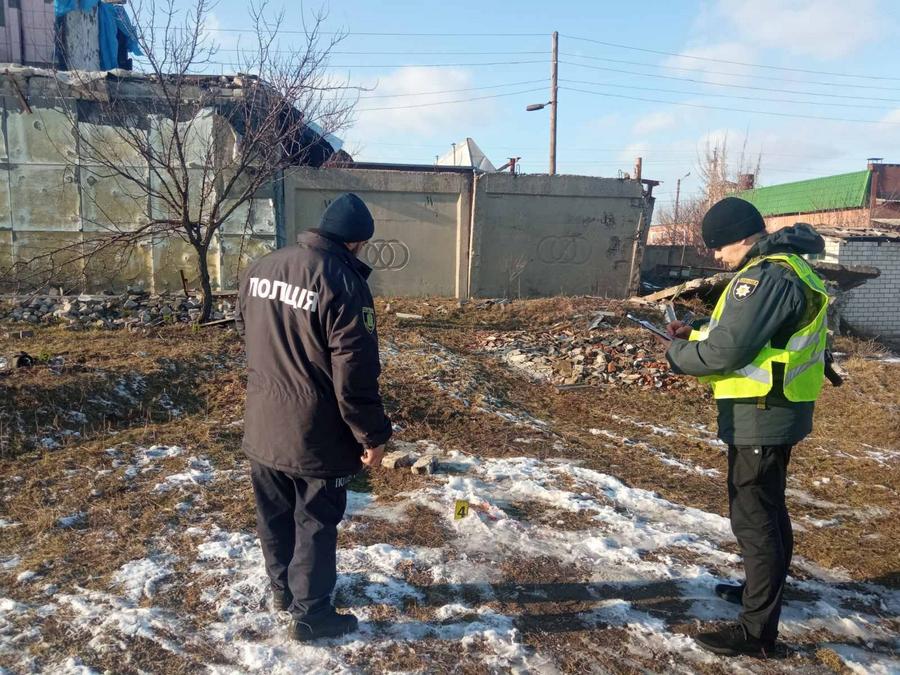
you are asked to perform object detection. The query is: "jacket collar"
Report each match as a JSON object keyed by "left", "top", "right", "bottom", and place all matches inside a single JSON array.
[{"left": 297, "top": 229, "right": 373, "bottom": 280}]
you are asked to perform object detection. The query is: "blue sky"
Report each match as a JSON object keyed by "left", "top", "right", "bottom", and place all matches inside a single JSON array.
[{"left": 198, "top": 0, "right": 900, "bottom": 209}]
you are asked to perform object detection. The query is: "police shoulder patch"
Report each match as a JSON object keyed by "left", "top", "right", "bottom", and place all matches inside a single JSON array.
[
  {"left": 732, "top": 277, "right": 760, "bottom": 301},
  {"left": 362, "top": 306, "right": 376, "bottom": 333}
]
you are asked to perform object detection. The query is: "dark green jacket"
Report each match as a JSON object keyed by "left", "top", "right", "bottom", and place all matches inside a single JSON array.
[{"left": 666, "top": 224, "right": 825, "bottom": 446}]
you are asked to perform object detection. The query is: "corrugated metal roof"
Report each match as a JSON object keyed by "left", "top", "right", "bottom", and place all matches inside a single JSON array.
[{"left": 736, "top": 170, "right": 871, "bottom": 216}]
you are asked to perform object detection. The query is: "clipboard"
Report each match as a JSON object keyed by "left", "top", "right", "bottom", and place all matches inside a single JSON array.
[{"left": 626, "top": 313, "right": 672, "bottom": 341}]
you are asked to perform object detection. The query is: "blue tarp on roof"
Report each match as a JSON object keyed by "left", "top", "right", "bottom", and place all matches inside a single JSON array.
[
  {"left": 55, "top": 0, "right": 142, "bottom": 70},
  {"left": 54, "top": 0, "right": 101, "bottom": 17},
  {"left": 98, "top": 3, "right": 142, "bottom": 69}
]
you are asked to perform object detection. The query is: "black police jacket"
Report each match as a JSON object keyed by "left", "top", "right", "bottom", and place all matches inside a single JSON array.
[{"left": 235, "top": 230, "right": 392, "bottom": 477}]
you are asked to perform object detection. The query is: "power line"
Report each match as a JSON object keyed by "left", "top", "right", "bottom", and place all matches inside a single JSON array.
[
  {"left": 198, "top": 58, "right": 546, "bottom": 70},
  {"left": 560, "top": 52, "right": 900, "bottom": 93},
  {"left": 562, "top": 34, "right": 900, "bottom": 82},
  {"left": 559, "top": 61, "right": 900, "bottom": 101},
  {"left": 560, "top": 78, "right": 896, "bottom": 111},
  {"left": 168, "top": 26, "right": 546, "bottom": 36},
  {"left": 357, "top": 79, "right": 548, "bottom": 99},
  {"left": 355, "top": 87, "right": 546, "bottom": 112},
  {"left": 561, "top": 86, "right": 900, "bottom": 126},
  {"left": 214, "top": 48, "right": 549, "bottom": 56}
]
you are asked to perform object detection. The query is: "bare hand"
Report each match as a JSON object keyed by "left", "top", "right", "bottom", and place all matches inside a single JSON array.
[
  {"left": 666, "top": 320, "right": 693, "bottom": 340},
  {"left": 361, "top": 445, "right": 385, "bottom": 468}
]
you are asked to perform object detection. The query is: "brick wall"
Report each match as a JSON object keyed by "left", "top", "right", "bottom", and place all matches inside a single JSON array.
[
  {"left": 838, "top": 239, "right": 900, "bottom": 339},
  {"left": 765, "top": 208, "right": 871, "bottom": 232}
]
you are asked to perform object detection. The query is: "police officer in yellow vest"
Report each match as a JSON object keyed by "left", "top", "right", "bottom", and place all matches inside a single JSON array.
[{"left": 665, "top": 197, "right": 829, "bottom": 658}]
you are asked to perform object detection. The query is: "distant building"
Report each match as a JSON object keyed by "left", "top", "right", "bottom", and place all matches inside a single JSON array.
[{"left": 736, "top": 162, "right": 900, "bottom": 232}]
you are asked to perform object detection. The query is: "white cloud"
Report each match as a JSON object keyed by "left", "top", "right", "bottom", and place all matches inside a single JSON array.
[
  {"left": 343, "top": 67, "right": 503, "bottom": 159},
  {"left": 716, "top": 0, "right": 884, "bottom": 60},
  {"left": 662, "top": 42, "right": 761, "bottom": 86},
  {"left": 632, "top": 111, "right": 678, "bottom": 135}
]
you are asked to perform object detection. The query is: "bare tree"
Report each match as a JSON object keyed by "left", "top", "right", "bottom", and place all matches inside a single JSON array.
[
  {"left": 12, "top": 0, "right": 355, "bottom": 321},
  {"left": 651, "top": 135, "right": 764, "bottom": 259},
  {"left": 698, "top": 133, "right": 762, "bottom": 207}
]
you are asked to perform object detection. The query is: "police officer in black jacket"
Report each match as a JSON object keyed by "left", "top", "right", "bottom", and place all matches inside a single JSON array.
[{"left": 235, "top": 193, "right": 392, "bottom": 641}]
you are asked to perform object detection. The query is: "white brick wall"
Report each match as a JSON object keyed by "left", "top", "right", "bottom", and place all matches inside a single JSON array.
[{"left": 838, "top": 239, "right": 900, "bottom": 339}]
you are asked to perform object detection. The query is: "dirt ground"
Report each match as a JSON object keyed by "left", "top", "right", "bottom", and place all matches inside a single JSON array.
[{"left": 0, "top": 297, "right": 897, "bottom": 673}]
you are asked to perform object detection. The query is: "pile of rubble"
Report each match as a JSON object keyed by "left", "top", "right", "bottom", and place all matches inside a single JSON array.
[
  {"left": 0, "top": 288, "right": 234, "bottom": 329},
  {"left": 481, "top": 313, "right": 689, "bottom": 390}
]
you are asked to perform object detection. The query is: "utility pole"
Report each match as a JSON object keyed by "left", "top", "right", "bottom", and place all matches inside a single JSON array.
[
  {"left": 674, "top": 177, "right": 682, "bottom": 223},
  {"left": 549, "top": 31, "right": 558, "bottom": 176},
  {"left": 675, "top": 171, "right": 690, "bottom": 266}
]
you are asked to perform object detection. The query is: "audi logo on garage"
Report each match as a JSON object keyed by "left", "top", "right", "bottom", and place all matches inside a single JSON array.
[
  {"left": 536, "top": 235, "right": 591, "bottom": 265},
  {"left": 363, "top": 239, "right": 411, "bottom": 271}
]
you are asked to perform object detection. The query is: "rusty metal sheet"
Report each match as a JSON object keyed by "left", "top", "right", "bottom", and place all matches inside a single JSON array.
[{"left": 9, "top": 165, "right": 81, "bottom": 231}]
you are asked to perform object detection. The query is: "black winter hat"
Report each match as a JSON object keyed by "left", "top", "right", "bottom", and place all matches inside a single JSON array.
[
  {"left": 701, "top": 197, "right": 765, "bottom": 249},
  {"left": 316, "top": 193, "right": 375, "bottom": 243}
]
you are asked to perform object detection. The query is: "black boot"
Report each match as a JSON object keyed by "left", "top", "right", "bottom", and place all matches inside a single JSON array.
[
  {"left": 714, "top": 582, "right": 745, "bottom": 605},
  {"left": 694, "top": 623, "right": 774, "bottom": 657},
  {"left": 271, "top": 585, "right": 293, "bottom": 612},
  {"left": 290, "top": 608, "right": 359, "bottom": 642}
]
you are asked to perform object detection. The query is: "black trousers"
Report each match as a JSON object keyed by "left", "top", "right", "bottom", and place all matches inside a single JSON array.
[
  {"left": 250, "top": 461, "right": 349, "bottom": 619},
  {"left": 728, "top": 444, "right": 793, "bottom": 642}
]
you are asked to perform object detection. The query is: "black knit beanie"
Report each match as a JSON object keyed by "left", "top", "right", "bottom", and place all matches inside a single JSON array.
[
  {"left": 701, "top": 197, "right": 765, "bottom": 248},
  {"left": 316, "top": 193, "right": 375, "bottom": 243}
]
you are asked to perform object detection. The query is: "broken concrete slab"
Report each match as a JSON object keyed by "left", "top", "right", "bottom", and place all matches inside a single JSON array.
[
  {"left": 636, "top": 262, "right": 881, "bottom": 304},
  {"left": 411, "top": 455, "right": 436, "bottom": 475},
  {"left": 382, "top": 450, "right": 417, "bottom": 470}
]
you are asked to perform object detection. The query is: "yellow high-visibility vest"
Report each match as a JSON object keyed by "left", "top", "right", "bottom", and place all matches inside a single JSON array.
[{"left": 689, "top": 253, "right": 829, "bottom": 401}]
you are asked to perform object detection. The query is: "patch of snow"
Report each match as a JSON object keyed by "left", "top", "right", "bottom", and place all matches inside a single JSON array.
[
  {"left": 827, "top": 644, "right": 900, "bottom": 675},
  {"left": 112, "top": 556, "right": 175, "bottom": 602},
  {"left": 153, "top": 456, "right": 216, "bottom": 492},
  {"left": 16, "top": 570, "right": 37, "bottom": 584}
]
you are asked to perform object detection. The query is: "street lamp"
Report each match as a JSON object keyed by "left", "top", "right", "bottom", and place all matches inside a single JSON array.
[{"left": 527, "top": 31, "right": 558, "bottom": 174}]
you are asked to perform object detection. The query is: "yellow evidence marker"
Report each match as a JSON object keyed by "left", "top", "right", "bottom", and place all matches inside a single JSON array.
[{"left": 454, "top": 499, "right": 470, "bottom": 520}]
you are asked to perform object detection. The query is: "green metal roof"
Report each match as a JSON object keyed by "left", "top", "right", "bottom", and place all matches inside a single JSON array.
[{"left": 735, "top": 170, "right": 871, "bottom": 217}]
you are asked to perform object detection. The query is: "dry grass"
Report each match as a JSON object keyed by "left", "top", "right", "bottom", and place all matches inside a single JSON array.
[{"left": 0, "top": 299, "right": 898, "bottom": 672}]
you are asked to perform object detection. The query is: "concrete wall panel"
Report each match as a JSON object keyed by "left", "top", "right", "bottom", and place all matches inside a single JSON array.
[
  {"left": 219, "top": 234, "right": 275, "bottom": 290},
  {"left": 80, "top": 169, "right": 149, "bottom": 232},
  {"left": 9, "top": 165, "right": 81, "bottom": 231},
  {"left": 0, "top": 168, "right": 11, "bottom": 231},
  {"left": 83, "top": 238, "right": 152, "bottom": 291},
  {"left": 469, "top": 174, "right": 645, "bottom": 298},
  {"left": 285, "top": 168, "right": 469, "bottom": 297},
  {"left": 12, "top": 230, "right": 84, "bottom": 288},
  {"left": 150, "top": 236, "right": 219, "bottom": 294},
  {"left": 0, "top": 230, "right": 12, "bottom": 280},
  {"left": 7, "top": 106, "right": 77, "bottom": 164}
]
